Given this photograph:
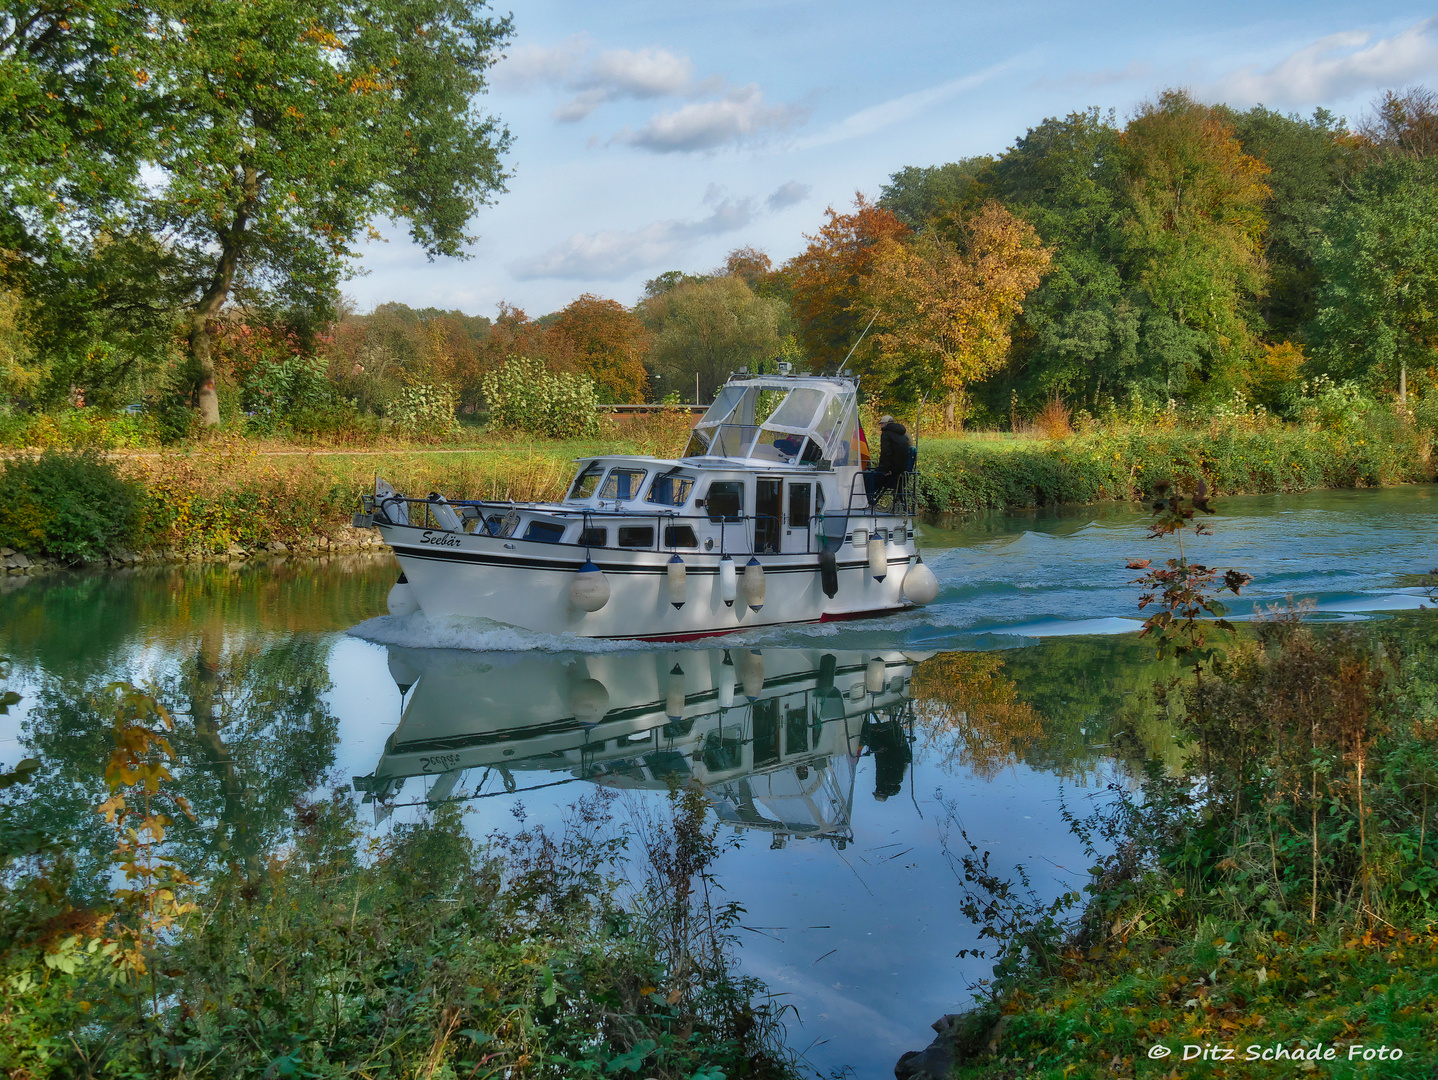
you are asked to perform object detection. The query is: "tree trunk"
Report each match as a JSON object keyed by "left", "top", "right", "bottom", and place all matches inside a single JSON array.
[
  {"left": 188, "top": 166, "right": 258, "bottom": 426},
  {"left": 944, "top": 394, "right": 955, "bottom": 430}
]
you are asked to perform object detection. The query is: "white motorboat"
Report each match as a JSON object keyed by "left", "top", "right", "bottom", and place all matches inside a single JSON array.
[{"left": 358, "top": 371, "right": 939, "bottom": 640}]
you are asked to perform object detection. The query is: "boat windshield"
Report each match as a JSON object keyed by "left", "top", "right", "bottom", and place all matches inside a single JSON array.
[{"left": 682, "top": 379, "right": 860, "bottom": 465}]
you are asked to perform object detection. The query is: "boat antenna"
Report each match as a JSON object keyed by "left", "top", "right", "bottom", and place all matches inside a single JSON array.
[{"left": 834, "top": 312, "right": 878, "bottom": 376}]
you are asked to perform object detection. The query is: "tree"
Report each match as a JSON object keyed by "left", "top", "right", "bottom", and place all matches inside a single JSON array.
[
  {"left": 1120, "top": 91, "right": 1271, "bottom": 399},
  {"left": 548, "top": 294, "right": 650, "bottom": 403},
  {"left": 644, "top": 276, "right": 784, "bottom": 403},
  {"left": 784, "top": 194, "right": 909, "bottom": 374},
  {"left": 878, "top": 159, "right": 992, "bottom": 230},
  {"left": 981, "top": 108, "right": 1137, "bottom": 407},
  {"left": 144, "top": 0, "right": 512, "bottom": 424},
  {"left": 1311, "top": 154, "right": 1438, "bottom": 397},
  {"left": 1228, "top": 105, "right": 1350, "bottom": 338},
  {"left": 867, "top": 202, "right": 1051, "bottom": 420}
]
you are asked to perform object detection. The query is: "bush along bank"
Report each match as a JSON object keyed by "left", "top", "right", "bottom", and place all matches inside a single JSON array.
[
  {"left": 916, "top": 421, "right": 1434, "bottom": 513},
  {"left": 898, "top": 498, "right": 1438, "bottom": 1079}
]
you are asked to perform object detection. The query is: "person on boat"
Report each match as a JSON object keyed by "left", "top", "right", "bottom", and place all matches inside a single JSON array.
[{"left": 865, "top": 415, "right": 911, "bottom": 503}]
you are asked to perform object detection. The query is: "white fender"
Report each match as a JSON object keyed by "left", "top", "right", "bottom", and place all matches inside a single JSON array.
[
  {"left": 737, "top": 649, "right": 765, "bottom": 701},
  {"left": 667, "top": 554, "right": 687, "bottom": 609},
  {"left": 866, "top": 656, "right": 887, "bottom": 695},
  {"left": 719, "top": 555, "right": 737, "bottom": 607},
  {"left": 717, "top": 654, "right": 736, "bottom": 709},
  {"left": 568, "top": 678, "right": 610, "bottom": 727},
  {"left": 666, "top": 664, "right": 686, "bottom": 721},
  {"left": 386, "top": 649, "right": 420, "bottom": 693},
  {"left": 868, "top": 535, "right": 889, "bottom": 582},
  {"left": 387, "top": 576, "right": 419, "bottom": 616},
  {"left": 570, "top": 560, "right": 610, "bottom": 612},
  {"left": 741, "top": 557, "right": 766, "bottom": 612},
  {"left": 428, "top": 492, "right": 463, "bottom": 532},
  {"left": 902, "top": 554, "right": 939, "bottom": 605}
]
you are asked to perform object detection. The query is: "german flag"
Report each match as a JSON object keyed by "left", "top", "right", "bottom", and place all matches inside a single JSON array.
[{"left": 858, "top": 422, "right": 871, "bottom": 470}]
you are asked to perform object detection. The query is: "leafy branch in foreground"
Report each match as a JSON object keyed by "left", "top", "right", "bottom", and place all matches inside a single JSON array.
[{"left": 1127, "top": 478, "right": 1252, "bottom": 672}]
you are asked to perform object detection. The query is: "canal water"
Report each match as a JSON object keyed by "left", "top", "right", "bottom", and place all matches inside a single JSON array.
[{"left": 1, "top": 487, "right": 1433, "bottom": 1076}]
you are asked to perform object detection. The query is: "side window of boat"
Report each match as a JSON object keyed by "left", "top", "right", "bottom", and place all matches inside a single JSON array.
[
  {"left": 600, "top": 468, "right": 648, "bottom": 500},
  {"left": 618, "top": 526, "right": 654, "bottom": 548},
  {"left": 646, "top": 473, "right": 694, "bottom": 506},
  {"left": 580, "top": 526, "right": 608, "bottom": 547},
  {"left": 570, "top": 462, "right": 605, "bottom": 499},
  {"left": 663, "top": 525, "right": 699, "bottom": 548},
  {"left": 523, "top": 521, "right": 566, "bottom": 544},
  {"left": 704, "top": 481, "right": 744, "bottom": 522}
]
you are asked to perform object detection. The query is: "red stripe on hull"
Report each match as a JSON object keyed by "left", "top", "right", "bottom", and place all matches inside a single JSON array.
[{"left": 612, "top": 605, "right": 908, "bottom": 643}]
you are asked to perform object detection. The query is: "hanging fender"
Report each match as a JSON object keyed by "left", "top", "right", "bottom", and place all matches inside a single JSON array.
[{"left": 818, "top": 550, "right": 839, "bottom": 598}]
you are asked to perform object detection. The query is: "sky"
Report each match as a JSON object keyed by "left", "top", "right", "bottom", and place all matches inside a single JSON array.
[{"left": 345, "top": 1, "right": 1438, "bottom": 319}]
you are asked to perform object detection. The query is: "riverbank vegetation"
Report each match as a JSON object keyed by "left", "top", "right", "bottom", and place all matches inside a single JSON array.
[
  {"left": 918, "top": 495, "right": 1438, "bottom": 1077},
  {"left": 0, "top": 671, "right": 797, "bottom": 1079}
]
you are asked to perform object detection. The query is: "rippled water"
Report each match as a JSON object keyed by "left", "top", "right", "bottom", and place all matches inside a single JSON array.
[{"left": 2, "top": 487, "right": 1433, "bottom": 1076}]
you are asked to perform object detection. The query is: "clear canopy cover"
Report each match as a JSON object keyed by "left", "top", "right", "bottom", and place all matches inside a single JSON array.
[{"left": 682, "top": 378, "right": 862, "bottom": 466}]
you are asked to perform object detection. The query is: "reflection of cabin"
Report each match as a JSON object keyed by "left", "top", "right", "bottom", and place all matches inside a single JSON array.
[{"left": 353, "top": 647, "right": 919, "bottom": 846}]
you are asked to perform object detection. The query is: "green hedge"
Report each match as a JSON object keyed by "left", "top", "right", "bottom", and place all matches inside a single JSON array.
[
  {"left": 917, "top": 424, "right": 1434, "bottom": 513},
  {"left": 0, "top": 450, "right": 143, "bottom": 562}
]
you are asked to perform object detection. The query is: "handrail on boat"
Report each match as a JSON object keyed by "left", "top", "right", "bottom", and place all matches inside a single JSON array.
[{"left": 359, "top": 493, "right": 913, "bottom": 557}]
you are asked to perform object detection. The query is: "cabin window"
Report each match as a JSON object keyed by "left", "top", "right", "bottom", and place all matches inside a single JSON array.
[
  {"left": 523, "top": 521, "right": 566, "bottom": 544},
  {"left": 600, "top": 468, "right": 647, "bottom": 501},
  {"left": 704, "top": 481, "right": 744, "bottom": 522},
  {"left": 663, "top": 525, "right": 698, "bottom": 548},
  {"left": 569, "top": 462, "right": 605, "bottom": 499},
  {"left": 646, "top": 473, "right": 695, "bottom": 506},
  {"left": 618, "top": 526, "right": 654, "bottom": 548},
  {"left": 579, "top": 526, "right": 608, "bottom": 547},
  {"left": 788, "top": 483, "right": 811, "bottom": 527}
]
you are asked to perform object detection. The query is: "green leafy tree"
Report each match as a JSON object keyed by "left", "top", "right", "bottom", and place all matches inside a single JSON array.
[
  {"left": 143, "top": 0, "right": 512, "bottom": 425},
  {"left": 982, "top": 108, "right": 1138, "bottom": 406},
  {"left": 878, "top": 158, "right": 992, "bottom": 230},
  {"left": 643, "top": 276, "right": 785, "bottom": 403},
  {"left": 1228, "top": 105, "right": 1350, "bottom": 339},
  {"left": 1120, "top": 91, "right": 1271, "bottom": 400},
  {"left": 1311, "top": 154, "right": 1438, "bottom": 397}
]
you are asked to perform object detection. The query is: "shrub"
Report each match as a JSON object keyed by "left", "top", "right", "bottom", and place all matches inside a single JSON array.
[
  {"left": 481, "top": 355, "right": 601, "bottom": 438},
  {"left": 0, "top": 449, "right": 141, "bottom": 561},
  {"left": 389, "top": 379, "right": 458, "bottom": 436}
]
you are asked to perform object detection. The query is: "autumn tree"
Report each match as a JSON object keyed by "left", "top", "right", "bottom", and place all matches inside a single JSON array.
[
  {"left": 784, "top": 194, "right": 909, "bottom": 374},
  {"left": 142, "top": 0, "right": 512, "bottom": 424},
  {"left": 1120, "top": 91, "right": 1271, "bottom": 398},
  {"left": 548, "top": 294, "right": 650, "bottom": 403},
  {"left": 867, "top": 202, "right": 1051, "bottom": 423},
  {"left": 643, "top": 276, "right": 784, "bottom": 403}
]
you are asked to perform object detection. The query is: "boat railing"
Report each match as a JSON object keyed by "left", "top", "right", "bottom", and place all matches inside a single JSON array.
[
  {"left": 842, "top": 469, "right": 920, "bottom": 515},
  {"left": 358, "top": 493, "right": 913, "bottom": 557}
]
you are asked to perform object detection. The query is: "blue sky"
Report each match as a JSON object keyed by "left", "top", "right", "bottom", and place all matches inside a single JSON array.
[{"left": 346, "top": 2, "right": 1438, "bottom": 319}]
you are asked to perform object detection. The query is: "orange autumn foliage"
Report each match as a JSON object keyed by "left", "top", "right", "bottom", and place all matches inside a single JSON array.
[
  {"left": 911, "top": 652, "right": 1043, "bottom": 778},
  {"left": 548, "top": 294, "right": 651, "bottom": 403},
  {"left": 867, "top": 201, "right": 1051, "bottom": 401}
]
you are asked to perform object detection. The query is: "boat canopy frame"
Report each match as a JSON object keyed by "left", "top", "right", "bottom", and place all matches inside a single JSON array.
[{"left": 681, "top": 376, "right": 862, "bottom": 468}]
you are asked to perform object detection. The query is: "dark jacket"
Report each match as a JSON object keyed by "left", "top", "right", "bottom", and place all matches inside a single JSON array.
[{"left": 877, "top": 421, "right": 910, "bottom": 474}]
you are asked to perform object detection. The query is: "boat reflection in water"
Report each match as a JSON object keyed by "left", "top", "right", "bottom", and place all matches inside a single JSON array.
[{"left": 353, "top": 647, "right": 929, "bottom": 848}]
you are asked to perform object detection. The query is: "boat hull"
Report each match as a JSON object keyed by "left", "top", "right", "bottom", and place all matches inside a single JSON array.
[{"left": 378, "top": 521, "right": 915, "bottom": 639}]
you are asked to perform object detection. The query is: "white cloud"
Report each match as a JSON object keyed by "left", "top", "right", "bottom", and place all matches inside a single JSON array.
[
  {"left": 509, "top": 199, "right": 756, "bottom": 280},
  {"left": 1211, "top": 16, "right": 1438, "bottom": 107},
  {"left": 494, "top": 36, "right": 716, "bottom": 121},
  {"left": 793, "top": 55, "right": 1031, "bottom": 151},
  {"left": 615, "top": 85, "right": 807, "bottom": 152},
  {"left": 766, "top": 181, "right": 811, "bottom": 210},
  {"left": 491, "top": 35, "right": 591, "bottom": 92}
]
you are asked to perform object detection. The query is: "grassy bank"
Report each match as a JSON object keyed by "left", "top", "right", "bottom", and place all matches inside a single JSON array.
[
  {"left": 921, "top": 609, "right": 1438, "bottom": 1080},
  {"left": 918, "top": 422, "right": 1434, "bottom": 513},
  {"left": 0, "top": 410, "right": 1432, "bottom": 563}
]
